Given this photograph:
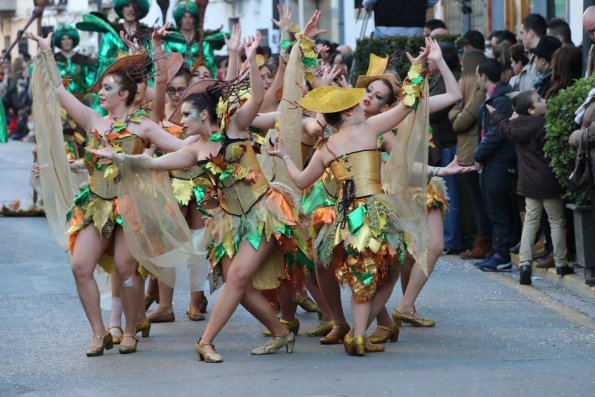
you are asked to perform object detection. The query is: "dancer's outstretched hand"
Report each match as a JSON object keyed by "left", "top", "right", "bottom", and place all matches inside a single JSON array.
[
  {"left": 304, "top": 9, "right": 327, "bottom": 39},
  {"left": 224, "top": 23, "right": 242, "bottom": 53},
  {"left": 85, "top": 139, "right": 116, "bottom": 160},
  {"left": 24, "top": 31, "right": 51, "bottom": 50},
  {"left": 406, "top": 39, "right": 431, "bottom": 65},
  {"left": 152, "top": 23, "right": 173, "bottom": 43},
  {"left": 426, "top": 37, "right": 443, "bottom": 64},
  {"left": 441, "top": 155, "right": 476, "bottom": 175},
  {"left": 272, "top": 2, "right": 293, "bottom": 30},
  {"left": 244, "top": 31, "right": 262, "bottom": 61},
  {"left": 265, "top": 138, "right": 288, "bottom": 159}
]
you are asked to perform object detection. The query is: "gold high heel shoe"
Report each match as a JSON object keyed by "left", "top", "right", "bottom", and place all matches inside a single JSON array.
[
  {"left": 136, "top": 319, "right": 151, "bottom": 337},
  {"left": 293, "top": 295, "right": 318, "bottom": 312},
  {"left": 263, "top": 318, "right": 300, "bottom": 336},
  {"left": 320, "top": 324, "right": 350, "bottom": 345},
  {"left": 352, "top": 336, "right": 366, "bottom": 356},
  {"left": 251, "top": 332, "right": 295, "bottom": 355},
  {"left": 195, "top": 339, "right": 224, "bottom": 363},
  {"left": 392, "top": 309, "right": 435, "bottom": 327},
  {"left": 367, "top": 324, "right": 399, "bottom": 344},
  {"left": 364, "top": 338, "right": 385, "bottom": 353},
  {"left": 305, "top": 320, "right": 334, "bottom": 337},
  {"left": 118, "top": 334, "right": 138, "bottom": 354},
  {"left": 108, "top": 324, "right": 123, "bottom": 345},
  {"left": 343, "top": 335, "right": 366, "bottom": 356},
  {"left": 86, "top": 333, "right": 114, "bottom": 357}
]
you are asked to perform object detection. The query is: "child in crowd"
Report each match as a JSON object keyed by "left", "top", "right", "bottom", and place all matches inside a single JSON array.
[{"left": 487, "top": 91, "right": 573, "bottom": 285}]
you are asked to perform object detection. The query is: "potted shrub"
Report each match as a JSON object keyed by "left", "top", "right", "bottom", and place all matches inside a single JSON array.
[{"left": 544, "top": 75, "right": 595, "bottom": 280}]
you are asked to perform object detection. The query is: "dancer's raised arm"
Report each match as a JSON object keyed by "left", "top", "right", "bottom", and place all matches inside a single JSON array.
[
  {"left": 26, "top": 31, "right": 102, "bottom": 132},
  {"left": 227, "top": 32, "right": 264, "bottom": 134}
]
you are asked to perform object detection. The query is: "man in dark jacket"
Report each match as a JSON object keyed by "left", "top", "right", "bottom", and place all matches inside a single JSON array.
[{"left": 473, "top": 59, "right": 518, "bottom": 270}]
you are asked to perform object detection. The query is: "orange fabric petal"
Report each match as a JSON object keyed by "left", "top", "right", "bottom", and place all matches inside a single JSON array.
[{"left": 267, "top": 190, "right": 297, "bottom": 225}]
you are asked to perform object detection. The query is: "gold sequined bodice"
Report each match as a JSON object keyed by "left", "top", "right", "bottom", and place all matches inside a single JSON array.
[
  {"left": 329, "top": 150, "right": 383, "bottom": 199},
  {"left": 89, "top": 134, "right": 146, "bottom": 199},
  {"left": 217, "top": 139, "right": 270, "bottom": 216}
]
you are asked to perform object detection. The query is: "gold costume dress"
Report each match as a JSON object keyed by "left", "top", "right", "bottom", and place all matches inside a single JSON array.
[
  {"left": 201, "top": 136, "right": 311, "bottom": 290},
  {"left": 314, "top": 149, "right": 407, "bottom": 302},
  {"left": 163, "top": 124, "right": 214, "bottom": 207},
  {"left": 66, "top": 125, "right": 147, "bottom": 268}
]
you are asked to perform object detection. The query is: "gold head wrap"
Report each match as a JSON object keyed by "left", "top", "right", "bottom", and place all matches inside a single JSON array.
[{"left": 299, "top": 86, "right": 365, "bottom": 113}]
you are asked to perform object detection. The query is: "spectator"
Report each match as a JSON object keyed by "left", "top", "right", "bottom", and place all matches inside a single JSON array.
[
  {"left": 489, "top": 91, "right": 572, "bottom": 284},
  {"left": 363, "top": 0, "right": 427, "bottom": 37},
  {"left": 544, "top": 46, "right": 582, "bottom": 100},
  {"left": 491, "top": 40, "right": 513, "bottom": 82},
  {"left": 531, "top": 35, "right": 562, "bottom": 98},
  {"left": 547, "top": 19, "right": 573, "bottom": 47},
  {"left": 491, "top": 30, "right": 517, "bottom": 45},
  {"left": 428, "top": 42, "right": 463, "bottom": 254},
  {"left": 473, "top": 59, "right": 517, "bottom": 270},
  {"left": 519, "top": 13, "right": 548, "bottom": 91},
  {"left": 424, "top": 19, "right": 448, "bottom": 37},
  {"left": 508, "top": 43, "right": 530, "bottom": 91},
  {"left": 449, "top": 48, "right": 491, "bottom": 260},
  {"left": 461, "top": 30, "right": 485, "bottom": 52}
]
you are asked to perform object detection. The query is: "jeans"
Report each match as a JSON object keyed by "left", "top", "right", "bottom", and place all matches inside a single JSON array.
[
  {"left": 520, "top": 197, "right": 568, "bottom": 266},
  {"left": 439, "top": 144, "right": 463, "bottom": 249},
  {"left": 461, "top": 172, "right": 492, "bottom": 239},
  {"left": 480, "top": 166, "right": 518, "bottom": 258}
]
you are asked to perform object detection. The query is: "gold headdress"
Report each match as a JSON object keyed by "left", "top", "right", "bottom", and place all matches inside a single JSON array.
[
  {"left": 298, "top": 86, "right": 365, "bottom": 114},
  {"left": 355, "top": 53, "right": 401, "bottom": 97}
]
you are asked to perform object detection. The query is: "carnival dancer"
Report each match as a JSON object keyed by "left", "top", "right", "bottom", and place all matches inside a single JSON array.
[
  {"left": 266, "top": 40, "right": 435, "bottom": 355},
  {"left": 27, "top": 30, "right": 202, "bottom": 356},
  {"left": 87, "top": 32, "right": 309, "bottom": 363},
  {"left": 143, "top": 27, "right": 211, "bottom": 323},
  {"left": 76, "top": 0, "right": 152, "bottom": 79},
  {"left": 162, "top": 0, "right": 226, "bottom": 78}
]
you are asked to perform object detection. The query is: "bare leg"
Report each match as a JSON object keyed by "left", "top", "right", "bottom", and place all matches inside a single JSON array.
[
  {"left": 303, "top": 276, "right": 332, "bottom": 322},
  {"left": 109, "top": 275, "right": 123, "bottom": 339},
  {"left": 187, "top": 200, "right": 208, "bottom": 314},
  {"left": 200, "top": 238, "right": 285, "bottom": 348},
  {"left": 113, "top": 227, "right": 142, "bottom": 347},
  {"left": 71, "top": 225, "right": 111, "bottom": 348},
  {"left": 315, "top": 262, "right": 348, "bottom": 327},
  {"left": 278, "top": 279, "right": 296, "bottom": 321},
  {"left": 400, "top": 253, "right": 414, "bottom": 294},
  {"left": 351, "top": 295, "right": 372, "bottom": 338},
  {"left": 397, "top": 209, "right": 443, "bottom": 314}
]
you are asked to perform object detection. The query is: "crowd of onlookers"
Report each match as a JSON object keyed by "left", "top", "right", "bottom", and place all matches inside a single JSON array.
[{"left": 363, "top": 1, "right": 595, "bottom": 283}]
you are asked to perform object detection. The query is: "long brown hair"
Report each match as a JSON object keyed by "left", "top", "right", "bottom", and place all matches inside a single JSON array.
[{"left": 545, "top": 46, "right": 582, "bottom": 99}]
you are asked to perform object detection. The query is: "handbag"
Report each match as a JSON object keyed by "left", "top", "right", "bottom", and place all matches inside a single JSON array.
[{"left": 569, "top": 129, "right": 593, "bottom": 188}]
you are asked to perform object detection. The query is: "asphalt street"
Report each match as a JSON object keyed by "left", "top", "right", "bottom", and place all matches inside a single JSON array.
[{"left": 1, "top": 141, "right": 594, "bottom": 397}]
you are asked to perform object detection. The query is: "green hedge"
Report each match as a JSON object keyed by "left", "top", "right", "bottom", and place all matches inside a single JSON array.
[
  {"left": 350, "top": 34, "right": 459, "bottom": 84},
  {"left": 544, "top": 75, "right": 595, "bottom": 206}
]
